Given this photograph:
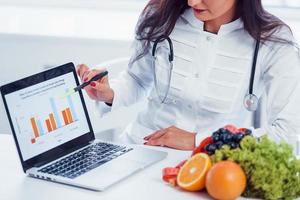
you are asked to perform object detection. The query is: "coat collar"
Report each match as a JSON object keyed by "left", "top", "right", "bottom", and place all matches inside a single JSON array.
[{"left": 181, "top": 8, "right": 244, "bottom": 36}]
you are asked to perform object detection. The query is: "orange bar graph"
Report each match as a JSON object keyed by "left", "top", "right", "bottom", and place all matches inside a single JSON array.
[
  {"left": 62, "top": 110, "right": 69, "bottom": 125},
  {"left": 49, "top": 113, "right": 57, "bottom": 130},
  {"left": 30, "top": 117, "right": 39, "bottom": 138},
  {"left": 45, "top": 119, "right": 53, "bottom": 132},
  {"left": 31, "top": 138, "right": 36, "bottom": 144},
  {"left": 66, "top": 108, "right": 73, "bottom": 123}
]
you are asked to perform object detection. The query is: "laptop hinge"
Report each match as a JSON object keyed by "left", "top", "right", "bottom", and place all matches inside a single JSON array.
[
  {"left": 89, "top": 140, "right": 95, "bottom": 144},
  {"left": 34, "top": 160, "right": 49, "bottom": 168}
]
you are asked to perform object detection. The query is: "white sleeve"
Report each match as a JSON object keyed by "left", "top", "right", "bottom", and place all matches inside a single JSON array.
[
  {"left": 195, "top": 43, "right": 300, "bottom": 147},
  {"left": 97, "top": 39, "right": 154, "bottom": 116},
  {"left": 252, "top": 42, "right": 300, "bottom": 144}
]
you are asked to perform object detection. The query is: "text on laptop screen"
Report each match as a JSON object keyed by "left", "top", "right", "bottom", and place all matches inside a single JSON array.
[{"left": 5, "top": 72, "right": 90, "bottom": 161}]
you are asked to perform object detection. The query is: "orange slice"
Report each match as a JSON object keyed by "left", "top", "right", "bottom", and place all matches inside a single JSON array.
[{"left": 177, "top": 153, "right": 212, "bottom": 191}]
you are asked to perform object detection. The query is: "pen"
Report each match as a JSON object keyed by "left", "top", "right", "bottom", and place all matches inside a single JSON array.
[
  {"left": 61, "top": 71, "right": 108, "bottom": 98},
  {"left": 74, "top": 71, "right": 108, "bottom": 92}
]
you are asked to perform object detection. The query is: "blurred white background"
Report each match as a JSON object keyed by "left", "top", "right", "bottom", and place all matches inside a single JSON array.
[{"left": 0, "top": 0, "right": 299, "bottom": 136}]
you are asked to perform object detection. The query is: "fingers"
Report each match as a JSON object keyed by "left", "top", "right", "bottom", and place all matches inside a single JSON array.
[
  {"left": 89, "top": 80, "right": 107, "bottom": 92},
  {"left": 144, "top": 129, "right": 169, "bottom": 147},
  {"left": 144, "top": 129, "right": 167, "bottom": 141},
  {"left": 83, "top": 69, "right": 100, "bottom": 83},
  {"left": 76, "top": 64, "right": 89, "bottom": 81},
  {"left": 76, "top": 64, "right": 107, "bottom": 83},
  {"left": 145, "top": 137, "right": 166, "bottom": 147},
  {"left": 144, "top": 126, "right": 175, "bottom": 140},
  {"left": 144, "top": 131, "right": 159, "bottom": 141},
  {"left": 84, "top": 68, "right": 107, "bottom": 83},
  {"left": 100, "top": 75, "right": 109, "bottom": 84},
  {"left": 144, "top": 126, "right": 196, "bottom": 150}
]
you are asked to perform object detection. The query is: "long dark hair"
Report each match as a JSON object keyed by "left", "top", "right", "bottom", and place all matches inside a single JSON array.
[{"left": 135, "top": 0, "right": 294, "bottom": 60}]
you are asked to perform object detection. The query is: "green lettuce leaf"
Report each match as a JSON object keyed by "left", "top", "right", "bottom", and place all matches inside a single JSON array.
[{"left": 211, "top": 136, "right": 300, "bottom": 200}]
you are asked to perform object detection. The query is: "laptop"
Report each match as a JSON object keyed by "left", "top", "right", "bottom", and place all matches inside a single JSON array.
[{"left": 0, "top": 62, "right": 167, "bottom": 191}]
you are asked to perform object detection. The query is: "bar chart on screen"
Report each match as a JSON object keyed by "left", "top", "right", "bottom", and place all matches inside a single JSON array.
[
  {"left": 5, "top": 72, "right": 90, "bottom": 160},
  {"left": 29, "top": 95, "right": 78, "bottom": 144}
]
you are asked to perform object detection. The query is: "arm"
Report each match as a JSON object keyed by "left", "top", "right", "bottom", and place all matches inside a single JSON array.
[
  {"left": 253, "top": 43, "right": 300, "bottom": 143},
  {"left": 145, "top": 42, "right": 300, "bottom": 150},
  {"left": 194, "top": 43, "right": 300, "bottom": 146},
  {"left": 77, "top": 39, "right": 154, "bottom": 115},
  {"left": 109, "top": 39, "right": 154, "bottom": 110}
]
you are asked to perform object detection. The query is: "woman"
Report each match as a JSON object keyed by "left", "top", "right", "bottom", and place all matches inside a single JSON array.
[{"left": 77, "top": 0, "right": 300, "bottom": 150}]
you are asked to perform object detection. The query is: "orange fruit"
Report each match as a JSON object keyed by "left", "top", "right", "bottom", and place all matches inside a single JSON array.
[
  {"left": 177, "top": 153, "right": 212, "bottom": 191},
  {"left": 206, "top": 161, "right": 246, "bottom": 200}
]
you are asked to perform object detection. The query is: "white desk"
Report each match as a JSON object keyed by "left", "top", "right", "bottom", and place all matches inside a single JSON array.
[{"left": 0, "top": 130, "right": 219, "bottom": 200}]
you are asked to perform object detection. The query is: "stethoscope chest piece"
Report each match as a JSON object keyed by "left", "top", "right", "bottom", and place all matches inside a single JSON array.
[
  {"left": 243, "top": 93, "right": 259, "bottom": 112},
  {"left": 243, "top": 38, "right": 260, "bottom": 112},
  {"left": 152, "top": 34, "right": 261, "bottom": 111}
]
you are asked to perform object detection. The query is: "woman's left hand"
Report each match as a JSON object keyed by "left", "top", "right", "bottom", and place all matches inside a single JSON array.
[{"left": 144, "top": 126, "right": 196, "bottom": 150}]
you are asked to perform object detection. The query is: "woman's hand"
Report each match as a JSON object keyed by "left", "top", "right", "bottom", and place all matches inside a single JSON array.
[
  {"left": 144, "top": 126, "right": 196, "bottom": 150},
  {"left": 76, "top": 64, "right": 114, "bottom": 104}
]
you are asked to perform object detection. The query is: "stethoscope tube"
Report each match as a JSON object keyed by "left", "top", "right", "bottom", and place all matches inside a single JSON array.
[
  {"left": 243, "top": 39, "right": 260, "bottom": 112},
  {"left": 152, "top": 35, "right": 174, "bottom": 62},
  {"left": 249, "top": 39, "right": 260, "bottom": 96},
  {"left": 152, "top": 35, "right": 261, "bottom": 111},
  {"left": 152, "top": 35, "right": 174, "bottom": 104}
]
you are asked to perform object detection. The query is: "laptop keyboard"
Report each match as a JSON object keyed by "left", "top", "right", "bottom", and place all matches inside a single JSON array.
[{"left": 38, "top": 142, "right": 133, "bottom": 179}]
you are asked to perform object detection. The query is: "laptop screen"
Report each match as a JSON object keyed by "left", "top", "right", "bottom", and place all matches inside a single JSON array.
[{"left": 4, "top": 68, "right": 90, "bottom": 161}]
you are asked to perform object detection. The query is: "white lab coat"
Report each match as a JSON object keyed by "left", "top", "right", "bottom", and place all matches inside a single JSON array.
[{"left": 98, "top": 8, "right": 300, "bottom": 146}]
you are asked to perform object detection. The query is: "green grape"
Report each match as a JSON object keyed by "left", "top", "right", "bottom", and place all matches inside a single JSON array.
[{"left": 210, "top": 136, "right": 300, "bottom": 200}]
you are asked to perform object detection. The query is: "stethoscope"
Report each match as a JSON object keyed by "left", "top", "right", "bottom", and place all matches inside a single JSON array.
[
  {"left": 152, "top": 35, "right": 174, "bottom": 104},
  {"left": 152, "top": 35, "right": 260, "bottom": 112}
]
